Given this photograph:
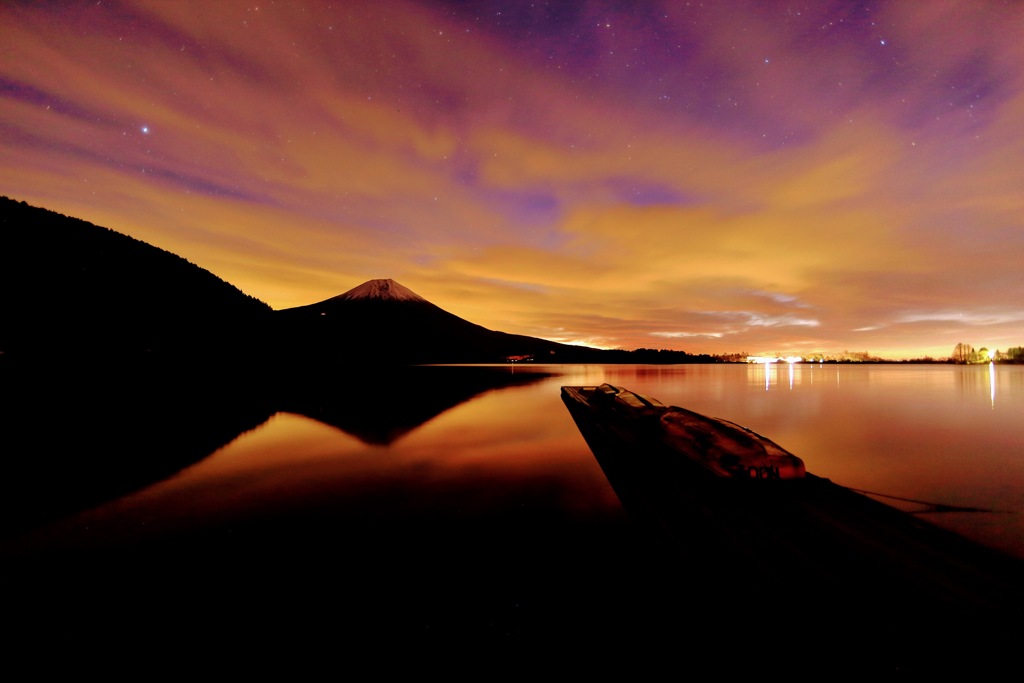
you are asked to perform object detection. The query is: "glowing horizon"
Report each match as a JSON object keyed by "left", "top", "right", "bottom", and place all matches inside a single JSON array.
[{"left": 3, "top": 1, "right": 1022, "bottom": 361}]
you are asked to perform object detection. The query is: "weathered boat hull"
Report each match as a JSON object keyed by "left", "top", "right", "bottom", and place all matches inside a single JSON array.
[
  {"left": 560, "top": 384, "right": 1024, "bottom": 618},
  {"left": 573, "top": 383, "right": 807, "bottom": 479}
]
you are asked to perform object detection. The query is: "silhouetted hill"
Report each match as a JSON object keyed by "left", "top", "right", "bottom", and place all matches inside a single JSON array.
[
  {"left": 273, "top": 278, "right": 604, "bottom": 364},
  {"left": 0, "top": 196, "right": 272, "bottom": 364},
  {"left": 0, "top": 197, "right": 712, "bottom": 369},
  {"left": 0, "top": 197, "right": 603, "bottom": 369}
]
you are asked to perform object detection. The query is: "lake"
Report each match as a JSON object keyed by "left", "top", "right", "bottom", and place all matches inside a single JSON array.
[
  {"left": 3, "top": 362, "right": 1023, "bottom": 671},
  {"left": 12, "top": 362, "right": 1023, "bottom": 561}
]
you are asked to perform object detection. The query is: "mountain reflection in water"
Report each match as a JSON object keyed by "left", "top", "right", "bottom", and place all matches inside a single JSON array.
[
  {"left": 0, "top": 364, "right": 555, "bottom": 536},
  {"left": 276, "top": 364, "right": 557, "bottom": 444},
  {"left": 3, "top": 363, "right": 1023, "bottom": 673}
]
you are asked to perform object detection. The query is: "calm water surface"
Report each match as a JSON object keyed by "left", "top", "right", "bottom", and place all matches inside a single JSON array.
[{"left": 14, "top": 363, "right": 1023, "bottom": 563}]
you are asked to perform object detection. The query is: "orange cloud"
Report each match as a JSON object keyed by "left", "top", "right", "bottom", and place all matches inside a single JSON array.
[{"left": 3, "top": 0, "right": 1023, "bottom": 358}]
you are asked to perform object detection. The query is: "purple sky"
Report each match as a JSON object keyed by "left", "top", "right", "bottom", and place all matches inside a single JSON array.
[{"left": 3, "top": 1, "right": 1023, "bottom": 358}]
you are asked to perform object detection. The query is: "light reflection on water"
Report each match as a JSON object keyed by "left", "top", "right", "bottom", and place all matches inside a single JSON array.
[
  {"left": 562, "top": 363, "right": 1024, "bottom": 560},
  {"left": 10, "top": 363, "right": 1024, "bottom": 562}
]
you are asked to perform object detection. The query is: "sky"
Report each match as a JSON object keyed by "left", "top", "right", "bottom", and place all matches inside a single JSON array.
[{"left": 2, "top": 0, "right": 1023, "bottom": 360}]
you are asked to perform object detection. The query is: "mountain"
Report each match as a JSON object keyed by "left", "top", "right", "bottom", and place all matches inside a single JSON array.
[
  {"left": 0, "top": 196, "right": 272, "bottom": 363},
  {"left": 1, "top": 197, "right": 602, "bottom": 368},
  {"left": 335, "top": 278, "right": 425, "bottom": 302},
  {"left": 274, "top": 278, "right": 601, "bottom": 364}
]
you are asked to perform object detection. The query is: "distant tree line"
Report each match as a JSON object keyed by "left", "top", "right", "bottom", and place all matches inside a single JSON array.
[
  {"left": 951, "top": 342, "right": 1024, "bottom": 364},
  {"left": 594, "top": 348, "right": 724, "bottom": 364}
]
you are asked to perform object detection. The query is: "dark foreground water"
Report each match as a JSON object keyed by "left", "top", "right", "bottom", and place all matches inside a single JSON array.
[{"left": 3, "top": 363, "right": 1022, "bottom": 674}]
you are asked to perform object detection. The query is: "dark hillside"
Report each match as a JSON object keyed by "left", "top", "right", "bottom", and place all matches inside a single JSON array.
[
  {"left": 0, "top": 198, "right": 628, "bottom": 370},
  {"left": 0, "top": 196, "right": 272, "bottom": 363}
]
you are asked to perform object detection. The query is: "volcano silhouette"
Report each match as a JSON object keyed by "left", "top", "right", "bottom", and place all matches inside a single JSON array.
[{"left": 274, "top": 278, "right": 596, "bottom": 364}]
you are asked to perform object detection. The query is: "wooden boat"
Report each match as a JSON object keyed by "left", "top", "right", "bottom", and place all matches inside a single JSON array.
[
  {"left": 560, "top": 383, "right": 1024, "bottom": 620},
  {"left": 569, "top": 383, "right": 806, "bottom": 480}
]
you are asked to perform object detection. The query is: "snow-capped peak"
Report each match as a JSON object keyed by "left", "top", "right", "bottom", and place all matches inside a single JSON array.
[{"left": 338, "top": 278, "right": 426, "bottom": 302}]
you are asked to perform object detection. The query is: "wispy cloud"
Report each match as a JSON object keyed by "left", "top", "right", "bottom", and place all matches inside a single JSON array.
[{"left": 2, "top": 0, "right": 1022, "bottom": 358}]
